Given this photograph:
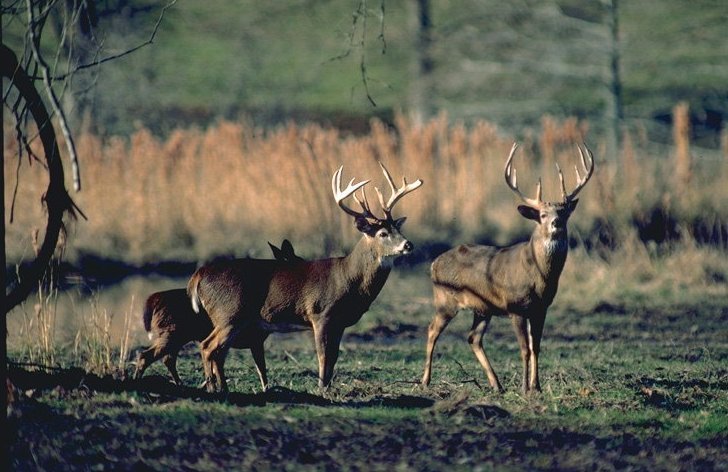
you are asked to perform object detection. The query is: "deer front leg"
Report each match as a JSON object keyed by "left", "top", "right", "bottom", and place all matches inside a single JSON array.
[
  {"left": 511, "top": 315, "right": 531, "bottom": 394},
  {"left": 313, "top": 321, "right": 344, "bottom": 389},
  {"left": 250, "top": 341, "right": 268, "bottom": 392},
  {"left": 527, "top": 315, "right": 545, "bottom": 393},
  {"left": 468, "top": 313, "right": 503, "bottom": 393}
]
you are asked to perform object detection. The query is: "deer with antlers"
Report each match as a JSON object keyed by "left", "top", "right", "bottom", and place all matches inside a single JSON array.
[
  {"left": 188, "top": 163, "right": 423, "bottom": 392},
  {"left": 421, "top": 143, "right": 594, "bottom": 394}
]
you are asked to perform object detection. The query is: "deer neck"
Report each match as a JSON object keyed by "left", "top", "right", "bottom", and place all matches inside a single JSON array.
[
  {"left": 341, "top": 237, "right": 392, "bottom": 298},
  {"left": 528, "top": 228, "right": 569, "bottom": 281}
]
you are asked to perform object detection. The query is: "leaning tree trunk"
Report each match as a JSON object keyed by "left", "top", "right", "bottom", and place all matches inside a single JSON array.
[{"left": 1, "top": 44, "right": 74, "bottom": 315}]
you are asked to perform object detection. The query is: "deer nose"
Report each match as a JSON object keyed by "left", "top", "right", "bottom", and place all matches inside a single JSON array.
[{"left": 403, "top": 241, "right": 413, "bottom": 253}]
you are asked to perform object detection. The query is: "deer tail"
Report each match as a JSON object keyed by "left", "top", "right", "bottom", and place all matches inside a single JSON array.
[
  {"left": 188, "top": 274, "right": 202, "bottom": 314},
  {"left": 142, "top": 299, "right": 154, "bottom": 333}
]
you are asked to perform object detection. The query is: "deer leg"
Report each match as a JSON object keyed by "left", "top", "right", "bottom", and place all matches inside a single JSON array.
[
  {"left": 201, "top": 325, "right": 236, "bottom": 393},
  {"left": 162, "top": 353, "right": 182, "bottom": 386},
  {"left": 313, "top": 321, "right": 344, "bottom": 389},
  {"left": 134, "top": 347, "right": 154, "bottom": 380},
  {"left": 134, "top": 337, "right": 169, "bottom": 380},
  {"left": 422, "top": 294, "right": 458, "bottom": 386},
  {"left": 511, "top": 315, "right": 531, "bottom": 394},
  {"left": 527, "top": 315, "right": 546, "bottom": 393},
  {"left": 322, "top": 328, "right": 344, "bottom": 388},
  {"left": 468, "top": 313, "right": 503, "bottom": 393},
  {"left": 250, "top": 341, "right": 268, "bottom": 392}
]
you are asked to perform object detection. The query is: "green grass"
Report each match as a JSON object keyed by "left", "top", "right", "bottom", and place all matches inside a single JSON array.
[
  {"left": 8, "top": 267, "right": 727, "bottom": 470},
  {"left": 6, "top": 0, "right": 726, "bottom": 137}
]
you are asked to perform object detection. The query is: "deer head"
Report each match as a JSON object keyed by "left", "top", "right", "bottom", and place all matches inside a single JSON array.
[
  {"left": 504, "top": 143, "right": 594, "bottom": 245},
  {"left": 332, "top": 162, "right": 423, "bottom": 259}
]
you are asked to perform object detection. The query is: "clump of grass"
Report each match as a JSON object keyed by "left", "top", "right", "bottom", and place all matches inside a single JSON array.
[
  {"left": 14, "top": 228, "right": 66, "bottom": 367},
  {"left": 72, "top": 294, "right": 135, "bottom": 377}
]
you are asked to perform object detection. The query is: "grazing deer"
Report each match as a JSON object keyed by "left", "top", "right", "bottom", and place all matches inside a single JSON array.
[
  {"left": 134, "top": 288, "right": 212, "bottom": 385},
  {"left": 421, "top": 143, "right": 594, "bottom": 394},
  {"left": 188, "top": 163, "right": 423, "bottom": 392},
  {"left": 134, "top": 240, "right": 302, "bottom": 385}
]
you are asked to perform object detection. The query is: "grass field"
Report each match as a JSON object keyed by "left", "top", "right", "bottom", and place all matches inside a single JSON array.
[{"left": 7, "top": 246, "right": 728, "bottom": 470}]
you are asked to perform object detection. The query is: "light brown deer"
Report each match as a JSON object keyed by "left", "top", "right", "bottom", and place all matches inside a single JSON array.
[
  {"left": 134, "top": 240, "right": 302, "bottom": 385},
  {"left": 188, "top": 163, "right": 423, "bottom": 392},
  {"left": 421, "top": 143, "right": 594, "bottom": 394}
]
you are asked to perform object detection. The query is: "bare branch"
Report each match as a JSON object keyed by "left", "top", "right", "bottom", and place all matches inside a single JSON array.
[
  {"left": 26, "top": 0, "right": 81, "bottom": 191},
  {"left": 46, "top": 0, "right": 178, "bottom": 81}
]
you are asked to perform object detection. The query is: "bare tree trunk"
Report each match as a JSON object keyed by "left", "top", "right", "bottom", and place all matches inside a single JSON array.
[
  {"left": 409, "top": 0, "right": 434, "bottom": 124},
  {"left": 1, "top": 45, "right": 73, "bottom": 316},
  {"left": 606, "top": 0, "right": 623, "bottom": 160}
]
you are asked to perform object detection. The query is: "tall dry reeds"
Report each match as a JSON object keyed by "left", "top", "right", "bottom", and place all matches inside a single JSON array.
[{"left": 4, "top": 111, "right": 727, "bottom": 265}]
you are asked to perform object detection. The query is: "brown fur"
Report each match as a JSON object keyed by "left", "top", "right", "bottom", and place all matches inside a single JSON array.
[
  {"left": 134, "top": 289, "right": 212, "bottom": 385},
  {"left": 189, "top": 218, "right": 413, "bottom": 392},
  {"left": 422, "top": 201, "right": 577, "bottom": 394},
  {"left": 421, "top": 141, "right": 594, "bottom": 394},
  {"left": 134, "top": 240, "right": 301, "bottom": 385}
]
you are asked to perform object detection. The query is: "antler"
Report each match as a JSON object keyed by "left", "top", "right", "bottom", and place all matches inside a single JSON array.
[
  {"left": 504, "top": 143, "right": 542, "bottom": 207},
  {"left": 374, "top": 162, "right": 424, "bottom": 220},
  {"left": 562, "top": 144, "right": 595, "bottom": 201},
  {"left": 332, "top": 166, "right": 373, "bottom": 220}
]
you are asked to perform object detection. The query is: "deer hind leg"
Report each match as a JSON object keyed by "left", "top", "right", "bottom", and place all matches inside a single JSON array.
[
  {"left": 200, "top": 325, "right": 237, "bottom": 393},
  {"left": 250, "top": 340, "right": 268, "bottom": 392},
  {"left": 468, "top": 312, "right": 503, "bottom": 393},
  {"left": 421, "top": 290, "right": 458, "bottom": 387},
  {"left": 134, "top": 335, "right": 171, "bottom": 380},
  {"left": 162, "top": 353, "right": 182, "bottom": 386},
  {"left": 527, "top": 315, "right": 545, "bottom": 393},
  {"left": 511, "top": 315, "right": 532, "bottom": 394}
]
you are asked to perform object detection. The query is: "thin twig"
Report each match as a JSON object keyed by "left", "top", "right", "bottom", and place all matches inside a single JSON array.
[
  {"left": 283, "top": 350, "right": 301, "bottom": 367},
  {"left": 46, "top": 0, "right": 178, "bottom": 81},
  {"left": 378, "top": 0, "right": 387, "bottom": 54},
  {"left": 451, "top": 357, "right": 485, "bottom": 391}
]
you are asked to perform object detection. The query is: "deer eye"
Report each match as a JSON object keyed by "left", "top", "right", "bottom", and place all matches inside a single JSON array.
[{"left": 378, "top": 230, "right": 389, "bottom": 238}]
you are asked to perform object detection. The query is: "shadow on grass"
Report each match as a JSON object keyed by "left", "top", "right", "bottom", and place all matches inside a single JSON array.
[{"left": 8, "top": 364, "right": 440, "bottom": 410}]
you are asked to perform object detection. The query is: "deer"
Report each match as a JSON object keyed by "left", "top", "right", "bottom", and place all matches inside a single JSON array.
[
  {"left": 188, "top": 163, "right": 423, "bottom": 393},
  {"left": 421, "top": 143, "right": 594, "bottom": 394},
  {"left": 134, "top": 240, "right": 302, "bottom": 385}
]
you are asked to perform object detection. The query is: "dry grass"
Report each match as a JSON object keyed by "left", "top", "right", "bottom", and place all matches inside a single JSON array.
[{"left": 4, "top": 111, "right": 728, "bottom": 265}]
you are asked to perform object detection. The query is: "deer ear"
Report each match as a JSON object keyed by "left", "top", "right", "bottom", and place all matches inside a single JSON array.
[
  {"left": 393, "top": 217, "right": 407, "bottom": 230},
  {"left": 355, "top": 217, "right": 377, "bottom": 235},
  {"left": 517, "top": 205, "right": 541, "bottom": 222}
]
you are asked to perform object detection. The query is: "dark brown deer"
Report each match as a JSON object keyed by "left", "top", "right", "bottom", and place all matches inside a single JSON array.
[
  {"left": 134, "top": 288, "right": 212, "bottom": 385},
  {"left": 134, "top": 240, "right": 302, "bottom": 386},
  {"left": 188, "top": 163, "right": 423, "bottom": 392},
  {"left": 421, "top": 143, "right": 594, "bottom": 394}
]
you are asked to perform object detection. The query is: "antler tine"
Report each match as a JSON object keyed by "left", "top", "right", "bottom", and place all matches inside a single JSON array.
[
  {"left": 563, "top": 144, "right": 595, "bottom": 201},
  {"left": 556, "top": 163, "right": 567, "bottom": 201},
  {"left": 353, "top": 187, "right": 383, "bottom": 220},
  {"left": 332, "top": 166, "right": 371, "bottom": 219},
  {"left": 504, "top": 142, "right": 542, "bottom": 207},
  {"left": 376, "top": 161, "right": 423, "bottom": 218}
]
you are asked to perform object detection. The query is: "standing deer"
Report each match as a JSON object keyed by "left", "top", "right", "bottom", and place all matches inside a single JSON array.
[
  {"left": 421, "top": 143, "right": 594, "bottom": 394},
  {"left": 188, "top": 163, "right": 423, "bottom": 392},
  {"left": 134, "top": 240, "right": 302, "bottom": 385}
]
